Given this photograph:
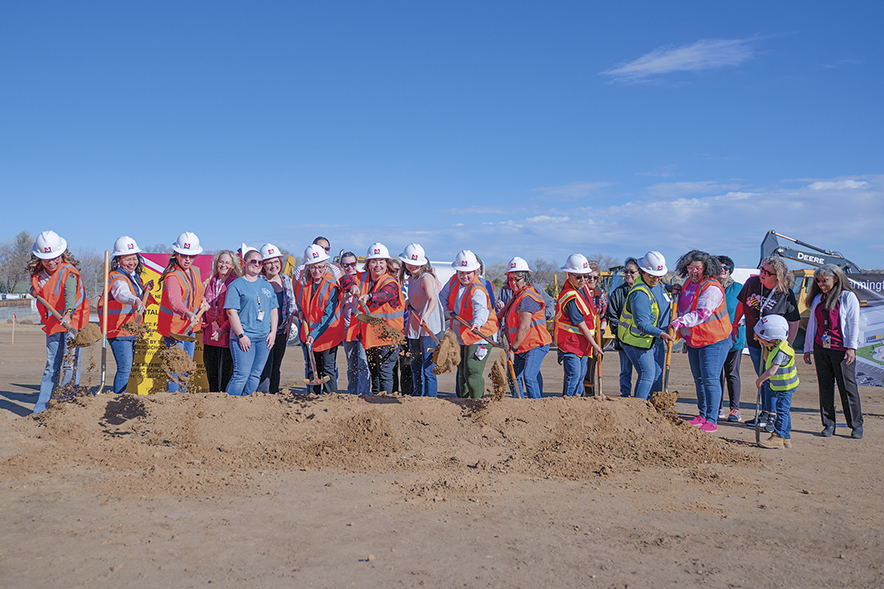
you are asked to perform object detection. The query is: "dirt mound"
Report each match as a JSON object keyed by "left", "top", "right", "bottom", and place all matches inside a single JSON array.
[
  {"left": 649, "top": 390, "right": 678, "bottom": 414},
  {"left": 1, "top": 393, "right": 755, "bottom": 499},
  {"left": 377, "top": 324, "right": 405, "bottom": 343},
  {"left": 490, "top": 357, "right": 508, "bottom": 400},
  {"left": 69, "top": 323, "right": 102, "bottom": 347},
  {"left": 432, "top": 330, "right": 460, "bottom": 374}
]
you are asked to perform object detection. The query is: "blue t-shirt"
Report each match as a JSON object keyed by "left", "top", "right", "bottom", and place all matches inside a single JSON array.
[{"left": 225, "top": 277, "right": 279, "bottom": 338}]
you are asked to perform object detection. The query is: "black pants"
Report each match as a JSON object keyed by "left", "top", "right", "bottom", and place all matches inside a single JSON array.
[
  {"left": 260, "top": 332, "right": 289, "bottom": 393},
  {"left": 719, "top": 349, "right": 742, "bottom": 411},
  {"left": 203, "top": 343, "right": 234, "bottom": 392},
  {"left": 307, "top": 344, "right": 339, "bottom": 395},
  {"left": 392, "top": 343, "right": 414, "bottom": 395},
  {"left": 814, "top": 345, "right": 863, "bottom": 429}
]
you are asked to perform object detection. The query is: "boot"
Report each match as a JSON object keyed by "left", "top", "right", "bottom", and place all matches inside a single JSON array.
[{"left": 758, "top": 432, "right": 785, "bottom": 449}]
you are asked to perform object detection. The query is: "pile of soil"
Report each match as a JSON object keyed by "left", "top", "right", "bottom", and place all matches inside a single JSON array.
[
  {"left": 358, "top": 314, "right": 385, "bottom": 326},
  {"left": 377, "top": 324, "right": 405, "bottom": 343},
  {"left": 69, "top": 323, "right": 102, "bottom": 347},
  {"left": 432, "top": 330, "right": 460, "bottom": 373},
  {"left": 649, "top": 390, "right": 679, "bottom": 414},
  {"left": 2, "top": 393, "right": 754, "bottom": 499}
]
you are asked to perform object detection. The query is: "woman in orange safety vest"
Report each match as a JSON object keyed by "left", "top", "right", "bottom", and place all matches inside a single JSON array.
[
  {"left": 498, "top": 257, "right": 551, "bottom": 398},
  {"left": 99, "top": 236, "right": 154, "bottom": 394},
  {"left": 348, "top": 242, "right": 405, "bottom": 394},
  {"left": 28, "top": 230, "right": 90, "bottom": 414},
  {"left": 440, "top": 249, "right": 499, "bottom": 399},
  {"left": 299, "top": 243, "right": 346, "bottom": 394},
  {"left": 669, "top": 250, "right": 732, "bottom": 433},
  {"left": 554, "top": 254, "right": 604, "bottom": 397},
  {"left": 158, "top": 231, "right": 208, "bottom": 393}
]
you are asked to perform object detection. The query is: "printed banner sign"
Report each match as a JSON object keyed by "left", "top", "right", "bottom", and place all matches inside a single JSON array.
[
  {"left": 849, "top": 274, "right": 884, "bottom": 387},
  {"left": 127, "top": 253, "right": 214, "bottom": 394}
]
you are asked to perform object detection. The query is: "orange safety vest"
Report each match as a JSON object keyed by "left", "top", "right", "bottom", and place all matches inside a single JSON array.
[
  {"left": 299, "top": 271, "right": 346, "bottom": 352},
  {"left": 501, "top": 286, "right": 551, "bottom": 353},
  {"left": 682, "top": 278, "right": 731, "bottom": 347},
  {"left": 31, "top": 262, "right": 90, "bottom": 335},
  {"left": 157, "top": 266, "right": 204, "bottom": 337},
  {"left": 99, "top": 270, "right": 146, "bottom": 338},
  {"left": 355, "top": 272, "right": 406, "bottom": 349},
  {"left": 554, "top": 282, "right": 596, "bottom": 356},
  {"left": 445, "top": 275, "right": 499, "bottom": 346}
]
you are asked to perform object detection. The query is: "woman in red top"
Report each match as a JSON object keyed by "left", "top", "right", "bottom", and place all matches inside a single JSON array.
[
  {"left": 29, "top": 230, "right": 90, "bottom": 413},
  {"left": 202, "top": 250, "right": 241, "bottom": 392}
]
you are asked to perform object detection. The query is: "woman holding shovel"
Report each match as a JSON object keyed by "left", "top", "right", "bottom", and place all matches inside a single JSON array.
[
  {"left": 100, "top": 236, "right": 153, "bottom": 394},
  {"left": 29, "top": 230, "right": 90, "bottom": 413},
  {"left": 349, "top": 242, "right": 405, "bottom": 394},
  {"left": 440, "top": 250, "right": 499, "bottom": 399},
  {"left": 554, "top": 254, "right": 604, "bottom": 397},
  {"left": 158, "top": 232, "right": 209, "bottom": 393},
  {"left": 400, "top": 243, "right": 444, "bottom": 397},
  {"left": 617, "top": 251, "right": 673, "bottom": 400},
  {"left": 499, "top": 257, "right": 551, "bottom": 398},
  {"left": 299, "top": 244, "right": 346, "bottom": 394},
  {"left": 225, "top": 249, "right": 278, "bottom": 396}
]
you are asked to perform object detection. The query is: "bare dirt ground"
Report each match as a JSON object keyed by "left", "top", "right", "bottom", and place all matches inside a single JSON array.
[{"left": 0, "top": 322, "right": 881, "bottom": 588}]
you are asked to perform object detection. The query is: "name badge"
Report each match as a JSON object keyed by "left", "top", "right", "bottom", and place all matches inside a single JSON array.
[{"left": 257, "top": 309, "right": 265, "bottom": 322}]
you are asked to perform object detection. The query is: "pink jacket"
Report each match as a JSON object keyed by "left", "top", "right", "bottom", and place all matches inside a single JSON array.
[{"left": 202, "top": 274, "right": 237, "bottom": 347}]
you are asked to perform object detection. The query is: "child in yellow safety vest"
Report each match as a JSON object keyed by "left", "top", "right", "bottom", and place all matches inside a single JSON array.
[{"left": 753, "top": 314, "right": 799, "bottom": 449}]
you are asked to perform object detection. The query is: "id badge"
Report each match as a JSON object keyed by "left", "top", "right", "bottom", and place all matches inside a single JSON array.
[
  {"left": 475, "top": 345, "right": 488, "bottom": 361},
  {"left": 257, "top": 309, "right": 265, "bottom": 322},
  {"left": 821, "top": 333, "right": 831, "bottom": 349}
]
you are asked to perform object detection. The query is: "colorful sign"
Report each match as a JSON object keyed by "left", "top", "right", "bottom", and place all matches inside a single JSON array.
[{"left": 127, "top": 253, "right": 214, "bottom": 394}]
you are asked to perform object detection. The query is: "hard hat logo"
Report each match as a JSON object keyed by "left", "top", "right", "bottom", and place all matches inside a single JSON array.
[
  {"left": 128, "top": 243, "right": 134, "bottom": 250},
  {"left": 44, "top": 247, "right": 51, "bottom": 252},
  {"left": 411, "top": 254, "right": 418, "bottom": 260},
  {"left": 374, "top": 249, "right": 380, "bottom": 254},
  {"left": 184, "top": 243, "right": 190, "bottom": 249},
  {"left": 312, "top": 252, "right": 319, "bottom": 258},
  {"left": 269, "top": 249, "right": 275, "bottom": 255}
]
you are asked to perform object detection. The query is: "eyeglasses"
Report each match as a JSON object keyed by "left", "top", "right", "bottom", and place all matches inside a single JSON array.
[
  {"left": 759, "top": 268, "right": 774, "bottom": 277},
  {"left": 815, "top": 277, "right": 833, "bottom": 284},
  {"left": 342, "top": 262, "right": 357, "bottom": 268},
  {"left": 587, "top": 275, "right": 599, "bottom": 282},
  {"left": 572, "top": 275, "right": 590, "bottom": 282},
  {"left": 309, "top": 264, "right": 328, "bottom": 272},
  {"left": 624, "top": 270, "right": 638, "bottom": 275},
  {"left": 246, "top": 259, "right": 262, "bottom": 266}
]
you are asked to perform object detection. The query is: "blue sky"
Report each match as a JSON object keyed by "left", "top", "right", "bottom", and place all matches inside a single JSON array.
[{"left": 2, "top": 1, "right": 882, "bottom": 270}]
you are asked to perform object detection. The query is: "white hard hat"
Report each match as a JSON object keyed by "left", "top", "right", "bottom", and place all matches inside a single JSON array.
[
  {"left": 365, "top": 242, "right": 390, "bottom": 260},
  {"left": 261, "top": 243, "right": 282, "bottom": 261},
  {"left": 399, "top": 243, "right": 428, "bottom": 266},
  {"left": 561, "top": 253, "right": 591, "bottom": 274},
  {"left": 239, "top": 243, "right": 258, "bottom": 258},
  {"left": 638, "top": 251, "right": 667, "bottom": 277},
  {"left": 112, "top": 236, "right": 142, "bottom": 258},
  {"left": 172, "top": 232, "right": 203, "bottom": 255},
  {"left": 452, "top": 250, "right": 481, "bottom": 272},
  {"left": 32, "top": 230, "right": 67, "bottom": 260},
  {"left": 506, "top": 256, "right": 531, "bottom": 273},
  {"left": 303, "top": 244, "right": 330, "bottom": 265},
  {"left": 754, "top": 314, "right": 789, "bottom": 342}
]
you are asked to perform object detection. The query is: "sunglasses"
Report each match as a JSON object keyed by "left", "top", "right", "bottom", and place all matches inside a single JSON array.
[
  {"left": 342, "top": 262, "right": 357, "bottom": 268},
  {"left": 246, "top": 259, "right": 263, "bottom": 266},
  {"left": 759, "top": 268, "right": 774, "bottom": 277}
]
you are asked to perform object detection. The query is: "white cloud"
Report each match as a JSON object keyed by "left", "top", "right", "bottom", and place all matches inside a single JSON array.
[
  {"left": 808, "top": 180, "right": 868, "bottom": 190},
  {"left": 531, "top": 182, "right": 616, "bottom": 201},
  {"left": 602, "top": 38, "right": 756, "bottom": 83}
]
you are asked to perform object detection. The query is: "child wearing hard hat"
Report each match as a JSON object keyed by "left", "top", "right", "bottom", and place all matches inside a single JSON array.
[
  {"left": 28, "top": 230, "right": 91, "bottom": 413},
  {"left": 99, "top": 236, "right": 154, "bottom": 394},
  {"left": 754, "top": 314, "right": 799, "bottom": 449}
]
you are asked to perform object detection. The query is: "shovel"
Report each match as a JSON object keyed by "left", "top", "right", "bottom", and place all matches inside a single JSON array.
[
  {"left": 303, "top": 342, "right": 330, "bottom": 390},
  {"left": 33, "top": 293, "right": 78, "bottom": 335},
  {"left": 663, "top": 298, "right": 678, "bottom": 394},
  {"left": 168, "top": 305, "right": 208, "bottom": 343},
  {"left": 96, "top": 250, "right": 110, "bottom": 395},
  {"left": 355, "top": 301, "right": 386, "bottom": 325},
  {"left": 449, "top": 313, "right": 507, "bottom": 350}
]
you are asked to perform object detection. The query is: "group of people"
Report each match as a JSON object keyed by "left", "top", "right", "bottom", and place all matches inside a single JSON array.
[{"left": 28, "top": 230, "right": 866, "bottom": 446}]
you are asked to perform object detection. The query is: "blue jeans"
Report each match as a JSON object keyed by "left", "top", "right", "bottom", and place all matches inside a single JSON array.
[
  {"left": 687, "top": 338, "right": 730, "bottom": 424},
  {"left": 617, "top": 348, "right": 635, "bottom": 397},
  {"left": 343, "top": 340, "right": 370, "bottom": 394},
  {"left": 748, "top": 346, "right": 775, "bottom": 413},
  {"left": 513, "top": 344, "right": 549, "bottom": 398},
  {"left": 227, "top": 333, "right": 272, "bottom": 396},
  {"left": 162, "top": 336, "right": 195, "bottom": 393},
  {"left": 409, "top": 335, "right": 440, "bottom": 397},
  {"left": 621, "top": 342, "right": 663, "bottom": 400},
  {"left": 109, "top": 336, "right": 137, "bottom": 394},
  {"left": 561, "top": 352, "right": 588, "bottom": 397},
  {"left": 367, "top": 344, "right": 398, "bottom": 394},
  {"left": 774, "top": 386, "right": 795, "bottom": 439},
  {"left": 35, "top": 332, "right": 80, "bottom": 414}
]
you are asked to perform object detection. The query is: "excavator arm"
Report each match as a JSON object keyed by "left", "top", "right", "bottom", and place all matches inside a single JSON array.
[{"left": 760, "top": 230, "right": 862, "bottom": 273}]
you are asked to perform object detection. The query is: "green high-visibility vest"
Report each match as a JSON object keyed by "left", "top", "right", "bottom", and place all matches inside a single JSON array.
[
  {"left": 766, "top": 340, "right": 799, "bottom": 391},
  {"left": 618, "top": 277, "right": 659, "bottom": 350}
]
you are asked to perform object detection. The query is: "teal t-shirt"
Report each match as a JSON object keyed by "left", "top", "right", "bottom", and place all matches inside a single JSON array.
[{"left": 224, "top": 277, "right": 279, "bottom": 338}]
